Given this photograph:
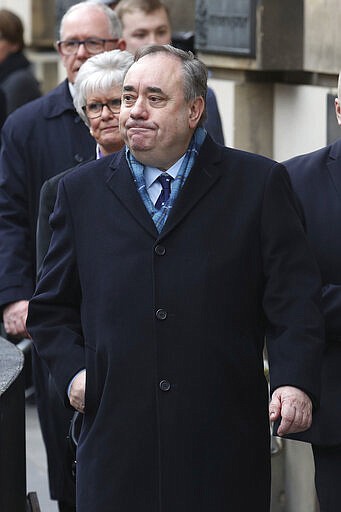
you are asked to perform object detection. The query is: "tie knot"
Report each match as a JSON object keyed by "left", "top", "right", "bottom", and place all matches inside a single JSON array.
[{"left": 158, "top": 173, "right": 172, "bottom": 188}]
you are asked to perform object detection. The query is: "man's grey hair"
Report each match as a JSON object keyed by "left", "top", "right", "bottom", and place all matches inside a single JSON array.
[
  {"left": 134, "top": 44, "right": 207, "bottom": 125},
  {"left": 74, "top": 49, "right": 134, "bottom": 126},
  {"left": 337, "top": 71, "right": 341, "bottom": 100},
  {"left": 59, "top": 1, "right": 122, "bottom": 40}
]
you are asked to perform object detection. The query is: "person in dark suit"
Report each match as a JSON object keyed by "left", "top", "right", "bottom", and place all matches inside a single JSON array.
[
  {"left": 0, "top": 3, "right": 124, "bottom": 511},
  {"left": 27, "top": 44, "right": 324, "bottom": 512},
  {"left": 284, "top": 73, "right": 341, "bottom": 512},
  {"left": 0, "top": 9, "right": 41, "bottom": 116},
  {"left": 116, "top": 0, "right": 225, "bottom": 145}
]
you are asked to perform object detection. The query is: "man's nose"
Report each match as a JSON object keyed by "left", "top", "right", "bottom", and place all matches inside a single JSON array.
[
  {"left": 129, "top": 97, "right": 148, "bottom": 118},
  {"left": 146, "top": 32, "right": 158, "bottom": 45},
  {"left": 76, "top": 42, "right": 89, "bottom": 58}
]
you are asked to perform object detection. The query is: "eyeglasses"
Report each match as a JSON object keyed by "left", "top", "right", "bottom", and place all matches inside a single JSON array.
[
  {"left": 82, "top": 99, "right": 122, "bottom": 118},
  {"left": 57, "top": 38, "right": 118, "bottom": 56}
]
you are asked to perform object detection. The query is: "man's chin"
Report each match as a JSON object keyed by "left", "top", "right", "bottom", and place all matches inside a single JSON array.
[{"left": 129, "top": 138, "right": 152, "bottom": 154}]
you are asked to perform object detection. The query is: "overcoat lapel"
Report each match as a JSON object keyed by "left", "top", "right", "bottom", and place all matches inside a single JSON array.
[
  {"left": 327, "top": 139, "right": 341, "bottom": 201},
  {"left": 159, "top": 135, "right": 224, "bottom": 239},
  {"left": 105, "top": 136, "right": 224, "bottom": 240},
  {"left": 105, "top": 150, "right": 159, "bottom": 238}
]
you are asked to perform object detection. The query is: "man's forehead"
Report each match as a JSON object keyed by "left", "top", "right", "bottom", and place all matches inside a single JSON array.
[
  {"left": 62, "top": 8, "right": 109, "bottom": 35},
  {"left": 124, "top": 58, "right": 181, "bottom": 91},
  {"left": 123, "top": 6, "right": 169, "bottom": 23},
  {"left": 127, "top": 53, "right": 180, "bottom": 76}
]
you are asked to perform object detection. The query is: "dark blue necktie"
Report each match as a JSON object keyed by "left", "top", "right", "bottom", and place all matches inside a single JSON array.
[{"left": 155, "top": 173, "right": 172, "bottom": 210}]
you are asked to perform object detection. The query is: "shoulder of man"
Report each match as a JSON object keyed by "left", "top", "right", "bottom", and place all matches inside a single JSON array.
[
  {"left": 283, "top": 139, "right": 341, "bottom": 173},
  {"left": 3, "top": 79, "right": 72, "bottom": 128}
]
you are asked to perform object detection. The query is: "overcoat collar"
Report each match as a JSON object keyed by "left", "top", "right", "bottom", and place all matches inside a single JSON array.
[
  {"left": 327, "top": 138, "right": 341, "bottom": 201},
  {"left": 42, "top": 79, "right": 79, "bottom": 119},
  {"left": 105, "top": 134, "right": 225, "bottom": 240}
]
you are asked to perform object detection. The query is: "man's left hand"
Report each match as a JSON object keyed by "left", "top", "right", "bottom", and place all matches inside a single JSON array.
[{"left": 269, "top": 386, "right": 312, "bottom": 436}]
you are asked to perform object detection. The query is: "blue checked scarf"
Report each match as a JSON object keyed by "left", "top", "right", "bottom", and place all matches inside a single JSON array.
[{"left": 126, "top": 127, "right": 206, "bottom": 233}]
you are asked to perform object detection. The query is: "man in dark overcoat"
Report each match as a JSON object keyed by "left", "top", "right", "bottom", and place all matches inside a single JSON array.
[
  {"left": 284, "top": 72, "right": 341, "bottom": 512},
  {"left": 27, "top": 45, "right": 324, "bottom": 512},
  {"left": 0, "top": 2, "right": 124, "bottom": 511}
]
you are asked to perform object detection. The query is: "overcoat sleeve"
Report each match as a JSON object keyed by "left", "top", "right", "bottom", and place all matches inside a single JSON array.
[
  {"left": 261, "top": 164, "right": 324, "bottom": 404},
  {"left": 27, "top": 178, "right": 85, "bottom": 405},
  {"left": 0, "top": 116, "right": 36, "bottom": 309}
]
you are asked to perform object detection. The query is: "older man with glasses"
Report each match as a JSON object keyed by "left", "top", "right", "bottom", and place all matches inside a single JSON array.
[{"left": 0, "top": 2, "right": 124, "bottom": 511}]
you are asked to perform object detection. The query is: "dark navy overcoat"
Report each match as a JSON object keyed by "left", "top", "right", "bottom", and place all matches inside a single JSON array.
[
  {"left": 27, "top": 135, "right": 324, "bottom": 511},
  {"left": 285, "top": 139, "right": 341, "bottom": 446},
  {"left": 0, "top": 79, "right": 95, "bottom": 309}
]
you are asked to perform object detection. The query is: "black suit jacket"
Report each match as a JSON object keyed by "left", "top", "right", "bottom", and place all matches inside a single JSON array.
[
  {"left": 285, "top": 138, "right": 341, "bottom": 446},
  {"left": 28, "top": 135, "right": 324, "bottom": 511}
]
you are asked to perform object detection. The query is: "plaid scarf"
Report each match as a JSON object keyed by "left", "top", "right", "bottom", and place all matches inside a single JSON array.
[{"left": 126, "top": 127, "right": 206, "bottom": 233}]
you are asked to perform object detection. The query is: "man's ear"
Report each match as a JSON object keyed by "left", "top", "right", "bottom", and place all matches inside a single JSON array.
[
  {"left": 188, "top": 96, "right": 205, "bottom": 129},
  {"left": 117, "top": 38, "right": 127, "bottom": 51},
  {"left": 335, "top": 98, "right": 341, "bottom": 126}
]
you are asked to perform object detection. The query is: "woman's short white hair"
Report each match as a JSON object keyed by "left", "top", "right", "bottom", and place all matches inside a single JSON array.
[{"left": 73, "top": 49, "right": 134, "bottom": 126}]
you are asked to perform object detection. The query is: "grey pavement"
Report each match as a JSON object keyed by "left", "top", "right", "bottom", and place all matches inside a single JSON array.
[{"left": 26, "top": 401, "right": 58, "bottom": 512}]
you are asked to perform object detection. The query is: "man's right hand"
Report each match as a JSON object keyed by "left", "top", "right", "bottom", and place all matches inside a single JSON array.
[
  {"left": 3, "top": 300, "right": 29, "bottom": 338},
  {"left": 69, "top": 370, "right": 86, "bottom": 413}
]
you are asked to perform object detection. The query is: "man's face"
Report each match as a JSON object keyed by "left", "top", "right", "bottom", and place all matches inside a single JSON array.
[
  {"left": 58, "top": 7, "right": 120, "bottom": 84},
  {"left": 121, "top": 7, "right": 171, "bottom": 55},
  {"left": 120, "top": 53, "right": 203, "bottom": 170}
]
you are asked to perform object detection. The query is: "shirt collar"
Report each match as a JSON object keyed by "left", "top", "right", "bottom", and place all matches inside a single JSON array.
[
  {"left": 96, "top": 144, "right": 102, "bottom": 159},
  {"left": 144, "top": 154, "right": 186, "bottom": 189},
  {"left": 68, "top": 81, "right": 75, "bottom": 99}
]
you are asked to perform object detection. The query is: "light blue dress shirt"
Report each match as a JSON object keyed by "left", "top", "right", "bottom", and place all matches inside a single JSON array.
[{"left": 144, "top": 154, "right": 185, "bottom": 204}]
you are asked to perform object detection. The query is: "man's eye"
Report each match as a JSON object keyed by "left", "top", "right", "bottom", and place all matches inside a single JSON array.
[
  {"left": 133, "top": 32, "right": 147, "bottom": 39},
  {"left": 64, "top": 41, "right": 76, "bottom": 49},
  {"left": 123, "top": 95, "right": 135, "bottom": 104}
]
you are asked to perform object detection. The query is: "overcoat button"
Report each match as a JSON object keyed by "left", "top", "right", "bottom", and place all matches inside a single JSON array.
[
  {"left": 74, "top": 153, "right": 84, "bottom": 163},
  {"left": 156, "top": 308, "right": 167, "bottom": 320},
  {"left": 159, "top": 380, "right": 171, "bottom": 392},
  {"left": 155, "top": 245, "right": 166, "bottom": 256}
]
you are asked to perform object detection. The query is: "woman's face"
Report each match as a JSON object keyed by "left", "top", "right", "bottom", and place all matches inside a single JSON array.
[{"left": 85, "top": 85, "right": 124, "bottom": 155}]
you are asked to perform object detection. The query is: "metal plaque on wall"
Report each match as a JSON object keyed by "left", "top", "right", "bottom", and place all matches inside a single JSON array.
[{"left": 195, "top": 0, "right": 257, "bottom": 57}]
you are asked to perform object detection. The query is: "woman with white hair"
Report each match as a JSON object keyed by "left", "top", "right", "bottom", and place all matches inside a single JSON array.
[
  {"left": 74, "top": 48, "right": 133, "bottom": 157},
  {"left": 38, "top": 48, "right": 133, "bottom": 270},
  {"left": 35, "top": 48, "right": 133, "bottom": 512}
]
